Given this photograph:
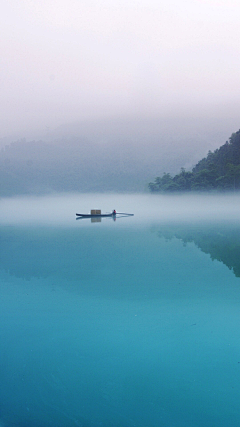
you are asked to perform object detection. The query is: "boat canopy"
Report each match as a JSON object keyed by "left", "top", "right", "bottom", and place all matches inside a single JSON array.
[{"left": 91, "top": 210, "right": 101, "bottom": 215}]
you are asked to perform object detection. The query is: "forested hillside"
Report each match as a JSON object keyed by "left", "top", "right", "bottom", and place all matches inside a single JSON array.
[{"left": 149, "top": 130, "right": 240, "bottom": 192}]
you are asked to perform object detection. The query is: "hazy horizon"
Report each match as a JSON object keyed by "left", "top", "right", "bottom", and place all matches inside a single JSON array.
[{"left": 2, "top": 1, "right": 240, "bottom": 196}]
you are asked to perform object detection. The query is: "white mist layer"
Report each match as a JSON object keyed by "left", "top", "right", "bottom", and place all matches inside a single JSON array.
[{"left": 1, "top": 193, "right": 240, "bottom": 227}]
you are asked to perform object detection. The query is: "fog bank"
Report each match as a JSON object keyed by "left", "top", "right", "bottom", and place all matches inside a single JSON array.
[{"left": 1, "top": 193, "right": 240, "bottom": 227}]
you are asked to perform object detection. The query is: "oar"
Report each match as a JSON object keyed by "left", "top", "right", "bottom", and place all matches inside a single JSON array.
[{"left": 116, "top": 212, "right": 134, "bottom": 216}]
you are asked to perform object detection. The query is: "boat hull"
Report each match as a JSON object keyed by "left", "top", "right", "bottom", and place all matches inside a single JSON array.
[{"left": 76, "top": 213, "right": 115, "bottom": 218}]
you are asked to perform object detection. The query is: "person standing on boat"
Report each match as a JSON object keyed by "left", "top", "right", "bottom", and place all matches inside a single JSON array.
[{"left": 112, "top": 210, "right": 116, "bottom": 215}]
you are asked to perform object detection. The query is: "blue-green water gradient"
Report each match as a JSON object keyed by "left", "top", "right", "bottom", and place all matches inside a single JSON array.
[{"left": 1, "top": 194, "right": 240, "bottom": 426}]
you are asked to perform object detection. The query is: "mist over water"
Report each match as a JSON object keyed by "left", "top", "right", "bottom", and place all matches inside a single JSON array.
[
  {"left": 1, "top": 193, "right": 240, "bottom": 427},
  {"left": 1, "top": 192, "right": 240, "bottom": 226}
]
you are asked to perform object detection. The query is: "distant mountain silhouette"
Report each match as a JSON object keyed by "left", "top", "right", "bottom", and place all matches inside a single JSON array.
[
  {"left": 0, "top": 137, "right": 182, "bottom": 195},
  {"left": 1, "top": 117, "right": 233, "bottom": 196}
]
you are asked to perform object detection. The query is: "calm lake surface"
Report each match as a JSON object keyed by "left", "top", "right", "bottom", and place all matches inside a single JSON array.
[{"left": 1, "top": 193, "right": 240, "bottom": 427}]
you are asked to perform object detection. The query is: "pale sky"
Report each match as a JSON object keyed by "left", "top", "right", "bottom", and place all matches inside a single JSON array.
[{"left": 1, "top": 0, "right": 240, "bottom": 138}]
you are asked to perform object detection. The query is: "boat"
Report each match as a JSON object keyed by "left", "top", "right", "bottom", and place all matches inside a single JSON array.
[
  {"left": 76, "top": 209, "right": 116, "bottom": 218},
  {"left": 76, "top": 209, "right": 134, "bottom": 218}
]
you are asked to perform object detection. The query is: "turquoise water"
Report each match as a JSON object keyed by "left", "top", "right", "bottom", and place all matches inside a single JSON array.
[{"left": 1, "top": 194, "right": 240, "bottom": 426}]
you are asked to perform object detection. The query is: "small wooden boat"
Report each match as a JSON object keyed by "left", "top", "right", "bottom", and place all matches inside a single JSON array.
[
  {"left": 76, "top": 209, "right": 116, "bottom": 218},
  {"left": 76, "top": 209, "right": 134, "bottom": 218}
]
